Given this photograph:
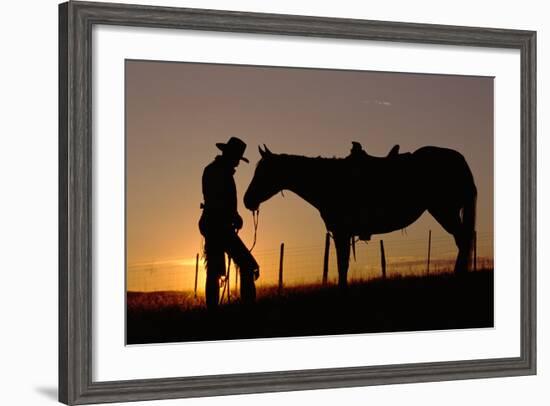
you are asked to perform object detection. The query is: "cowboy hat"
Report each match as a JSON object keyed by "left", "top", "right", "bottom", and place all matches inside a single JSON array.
[{"left": 216, "top": 137, "right": 249, "bottom": 163}]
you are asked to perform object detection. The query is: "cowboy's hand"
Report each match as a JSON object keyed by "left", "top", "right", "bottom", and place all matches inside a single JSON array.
[{"left": 233, "top": 213, "right": 243, "bottom": 230}]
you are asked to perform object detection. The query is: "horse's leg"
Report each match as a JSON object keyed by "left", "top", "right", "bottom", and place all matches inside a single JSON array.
[
  {"left": 428, "top": 206, "right": 469, "bottom": 274},
  {"left": 333, "top": 233, "right": 351, "bottom": 289}
]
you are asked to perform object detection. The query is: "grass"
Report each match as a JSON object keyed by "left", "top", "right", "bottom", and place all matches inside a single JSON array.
[{"left": 127, "top": 269, "right": 494, "bottom": 344}]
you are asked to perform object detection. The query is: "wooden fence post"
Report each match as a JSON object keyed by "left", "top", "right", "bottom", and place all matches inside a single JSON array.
[
  {"left": 278, "top": 243, "right": 285, "bottom": 295},
  {"left": 226, "top": 256, "right": 231, "bottom": 303},
  {"left": 322, "top": 232, "right": 330, "bottom": 285},
  {"left": 235, "top": 265, "right": 239, "bottom": 295},
  {"left": 194, "top": 253, "right": 199, "bottom": 299},
  {"left": 426, "top": 229, "right": 432, "bottom": 275},
  {"left": 473, "top": 231, "right": 477, "bottom": 272},
  {"left": 380, "top": 240, "right": 386, "bottom": 279}
]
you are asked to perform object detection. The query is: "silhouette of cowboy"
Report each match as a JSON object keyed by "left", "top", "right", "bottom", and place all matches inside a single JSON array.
[{"left": 199, "top": 137, "right": 259, "bottom": 310}]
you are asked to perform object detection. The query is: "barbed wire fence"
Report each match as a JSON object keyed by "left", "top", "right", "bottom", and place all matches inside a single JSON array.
[{"left": 127, "top": 230, "right": 493, "bottom": 293}]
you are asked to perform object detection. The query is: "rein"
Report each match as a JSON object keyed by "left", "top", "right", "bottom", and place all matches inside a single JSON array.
[{"left": 250, "top": 209, "right": 259, "bottom": 252}]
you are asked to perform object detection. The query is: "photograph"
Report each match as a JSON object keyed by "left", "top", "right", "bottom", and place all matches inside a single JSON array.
[
  {"left": 125, "top": 60, "right": 494, "bottom": 344},
  {"left": 1, "top": 0, "right": 543, "bottom": 405}
]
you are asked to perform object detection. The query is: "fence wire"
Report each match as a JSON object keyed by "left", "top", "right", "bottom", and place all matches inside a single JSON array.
[{"left": 127, "top": 231, "right": 494, "bottom": 292}]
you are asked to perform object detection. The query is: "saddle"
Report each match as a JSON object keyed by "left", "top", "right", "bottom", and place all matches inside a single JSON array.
[
  {"left": 348, "top": 141, "right": 405, "bottom": 161},
  {"left": 344, "top": 142, "right": 413, "bottom": 240},
  {"left": 345, "top": 142, "right": 412, "bottom": 178}
]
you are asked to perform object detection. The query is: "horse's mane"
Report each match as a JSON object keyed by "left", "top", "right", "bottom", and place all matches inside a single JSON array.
[
  {"left": 279, "top": 153, "right": 344, "bottom": 162},
  {"left": 268, "top": 153, "right": 347, "bottom": 168},
  {"left": 255, "top": 153, "right": 363, "bottom": 184},
  {"left": 273, "top": 153, "right": 363, "bottom": 179},
  {"left": 257, "top": 153, "right": 342, "bottom": 165}
]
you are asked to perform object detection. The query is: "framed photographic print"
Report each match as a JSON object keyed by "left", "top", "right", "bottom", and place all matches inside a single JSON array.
[{"left": 59, "top": 1, "right": 536, "bottom": 404}]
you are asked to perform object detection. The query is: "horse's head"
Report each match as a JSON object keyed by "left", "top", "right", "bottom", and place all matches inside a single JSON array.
[{"left": 244, "top": 145, "right": 283, "bottom": 211}]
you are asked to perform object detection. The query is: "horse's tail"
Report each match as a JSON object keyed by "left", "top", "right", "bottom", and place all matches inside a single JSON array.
[{"left": 462, "top": 166, "right": 477, "bottom": 271}]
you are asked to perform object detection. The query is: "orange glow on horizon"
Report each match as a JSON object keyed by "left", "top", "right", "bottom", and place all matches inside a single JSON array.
[{"left": 127, "top": 231, "right": 494, "bottom": 293}]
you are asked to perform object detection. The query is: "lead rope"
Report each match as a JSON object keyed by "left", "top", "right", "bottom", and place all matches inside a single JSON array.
[
  {"left": 249, "top": 209, "right": 259, "bottom": 253},
  {"left": 219, "top": 256, "right": 232, "bottom": 304}
]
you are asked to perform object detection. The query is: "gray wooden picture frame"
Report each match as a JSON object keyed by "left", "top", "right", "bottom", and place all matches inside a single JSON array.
[{"left": 59, "top": 1, "right": 537, "bottom": 404}]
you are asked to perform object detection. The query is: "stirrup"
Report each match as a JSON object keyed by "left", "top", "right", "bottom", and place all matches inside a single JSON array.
[{"left": 358, "top": 232, "right": 372, "bottom": 241}]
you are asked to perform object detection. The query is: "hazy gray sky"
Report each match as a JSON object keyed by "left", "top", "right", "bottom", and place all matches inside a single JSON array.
[{"left": 125, "top": 60, "right": 493, "bottom": 292}]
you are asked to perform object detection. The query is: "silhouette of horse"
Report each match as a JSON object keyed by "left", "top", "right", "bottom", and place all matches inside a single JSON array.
[{"left": 244, "top": 144, "right": 477, "bottom": 289}]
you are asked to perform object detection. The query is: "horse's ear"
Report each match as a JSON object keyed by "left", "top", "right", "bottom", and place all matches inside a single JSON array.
[{"left": 258, "top": 145, "right": 273, "bottom": 158}]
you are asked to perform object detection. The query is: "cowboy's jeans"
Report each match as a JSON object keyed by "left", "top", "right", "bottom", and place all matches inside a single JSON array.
[{"left": 203, "top": 229, "right": 259, "bottom": 309}]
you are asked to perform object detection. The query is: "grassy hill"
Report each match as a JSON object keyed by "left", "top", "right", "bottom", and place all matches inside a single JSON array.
[{"left": 127, "top": 269, "right": 493, "bottom": 344}]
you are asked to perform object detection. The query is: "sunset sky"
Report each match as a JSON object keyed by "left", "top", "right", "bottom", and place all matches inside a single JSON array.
[{"left": 125, "top": 60, "right": 493, "bottom": 293}]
